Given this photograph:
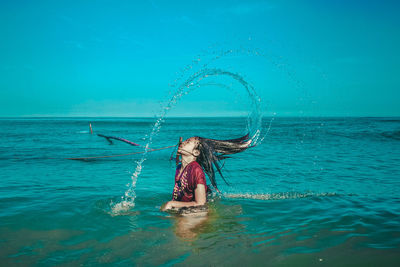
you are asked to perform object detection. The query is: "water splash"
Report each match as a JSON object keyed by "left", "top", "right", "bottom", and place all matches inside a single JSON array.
[
  {"left": 223, "top": 192, "right": 342, "bottom": 201},
  {"left": 111, "top": 50, "right": 270, "bottom": 214},
  {"left": 177, "top": 68, "right": 264, "bottom": 145}
]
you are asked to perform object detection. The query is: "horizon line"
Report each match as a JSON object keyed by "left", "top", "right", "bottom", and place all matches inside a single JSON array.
[{"left": 0, "top": 115, "right": 399, "bottom": 119}]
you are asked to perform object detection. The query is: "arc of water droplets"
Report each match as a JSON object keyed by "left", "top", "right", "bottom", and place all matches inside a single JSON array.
[
  {"left": 111, "top": 67, "right": 266, "bottom": 213},
  {"left": 185, "top": 68, "right": 263, "bottom": 145}
]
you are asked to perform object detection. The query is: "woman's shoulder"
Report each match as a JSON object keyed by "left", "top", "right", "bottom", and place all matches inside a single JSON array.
[
  {"left": 175, "top": 163, "right": 182, "bottom": 178},
  {"left": 188, "top": 161, "right": 205, "bottom": 178},
  {"left": 176, "top": 163, "right": 182, "bottom": 170},
  {"left": 189, "top": 161, "right": 202, "bottom": 170},
  {"left": 176, "top": 161, "right": 203, "bottom": 174}
]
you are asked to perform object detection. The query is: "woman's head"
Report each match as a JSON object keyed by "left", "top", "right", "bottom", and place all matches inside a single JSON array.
[
  {"left": 177, "top": 137, "right": 200, "bottom": 157},
  {"left": 178, "top": 134, "right": 251, "bottom": 192}
]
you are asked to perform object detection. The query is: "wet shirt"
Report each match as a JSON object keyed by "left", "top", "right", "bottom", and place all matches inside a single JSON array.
[{"left": 172, "top": 161, "right": 207, "bottom": 202}]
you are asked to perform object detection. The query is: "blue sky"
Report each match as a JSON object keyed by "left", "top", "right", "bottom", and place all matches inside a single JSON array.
[{"left": 0, "top": 0, "right": 399, "bottom": 117}]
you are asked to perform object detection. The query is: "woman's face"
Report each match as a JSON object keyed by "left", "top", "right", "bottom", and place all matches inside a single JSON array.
[{"left": 178, "top": 137, "right": 199, "bottom": 156}]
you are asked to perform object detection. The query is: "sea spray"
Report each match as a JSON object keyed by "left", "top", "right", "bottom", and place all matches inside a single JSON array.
[
  {"left": 222, "top": 191, "right": 341, "bottom": 201},
  {"left": 111, "top": 51, "right": 271, "bottom": 214}
]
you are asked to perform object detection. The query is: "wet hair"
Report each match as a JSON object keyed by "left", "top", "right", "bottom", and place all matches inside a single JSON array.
[{"left": 194, "top": 134, "right": 251, "bottom": 192}]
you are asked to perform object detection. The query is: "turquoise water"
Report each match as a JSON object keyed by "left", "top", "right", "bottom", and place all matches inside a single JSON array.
[{"left": 1, "top": 117, "right": 399, "bottom": 265}]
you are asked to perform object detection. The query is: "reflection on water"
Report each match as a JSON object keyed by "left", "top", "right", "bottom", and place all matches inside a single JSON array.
[
  {"left": 169, "top": 201, "right": 243, "bottom": 242},
  {"left": 174, "top": 211, "right": 209, "bottom": 240}
]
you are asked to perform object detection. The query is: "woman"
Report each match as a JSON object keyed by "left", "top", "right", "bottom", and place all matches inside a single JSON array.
[{"left": 162, "top": 134, "right": 251, "bottom": 211}]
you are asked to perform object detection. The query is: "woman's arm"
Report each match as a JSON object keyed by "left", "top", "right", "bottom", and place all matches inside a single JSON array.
[{"left": 162, "top": 184, "right": 206, "bottom": 211}]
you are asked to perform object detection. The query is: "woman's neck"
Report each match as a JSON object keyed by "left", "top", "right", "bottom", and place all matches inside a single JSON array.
[{"left": 181, "top": 155, "right": 196, "bottom": 168}]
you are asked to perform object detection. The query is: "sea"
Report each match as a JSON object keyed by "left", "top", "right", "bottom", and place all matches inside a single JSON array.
[{"left": 0, "top": 117, "right": 399, "bottom": 266}]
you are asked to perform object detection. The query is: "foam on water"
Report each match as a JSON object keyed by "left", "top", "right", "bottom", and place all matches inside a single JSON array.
[{"left": 223, "top": 191, "right": 341, "bottom": 201}]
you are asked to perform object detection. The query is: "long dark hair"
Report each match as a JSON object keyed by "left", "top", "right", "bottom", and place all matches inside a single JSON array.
[{"left": 195, "top": 134, "right": 251, "bottom": 192}]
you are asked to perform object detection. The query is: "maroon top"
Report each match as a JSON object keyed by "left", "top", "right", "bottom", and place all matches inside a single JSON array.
[{"left": 172, "top": 161, "right": 207, "bottom": 202}]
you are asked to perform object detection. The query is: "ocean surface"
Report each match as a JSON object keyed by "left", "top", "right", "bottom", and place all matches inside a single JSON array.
[{"left": 0, "top": 117, "right": 399, "bottom": 266}]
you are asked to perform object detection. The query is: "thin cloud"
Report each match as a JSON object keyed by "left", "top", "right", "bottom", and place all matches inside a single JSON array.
[
  {"left": 160, "top": 15, "right": 197, "bottom": 27},
  {"left": 147, "top": 0, "right": 159, "bottom": 9},
  {"left": 64, "top": 40, "right": 85, "bottom": 50},
  {"left": 210, "top": 2, "right": 276, "bottom": 17}
]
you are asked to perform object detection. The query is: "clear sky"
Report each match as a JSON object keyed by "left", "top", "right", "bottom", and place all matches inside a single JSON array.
[{"left": 1, "top": 0, "right": 399, "bottom": 117}]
